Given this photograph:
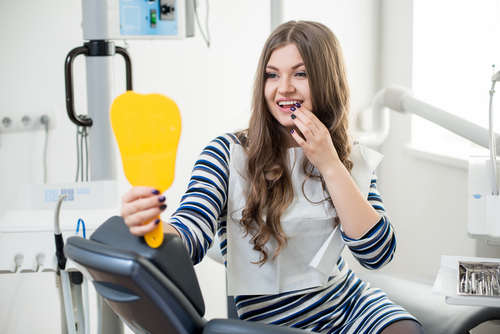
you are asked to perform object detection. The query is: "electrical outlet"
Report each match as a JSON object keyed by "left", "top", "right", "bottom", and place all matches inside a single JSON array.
[{"left": 0, "top": 110, "right": 56, "bottom": 133}]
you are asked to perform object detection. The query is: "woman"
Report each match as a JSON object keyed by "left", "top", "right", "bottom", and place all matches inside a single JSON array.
[{"left": 121, "top": 21, "right": 425, "bottom": 334}]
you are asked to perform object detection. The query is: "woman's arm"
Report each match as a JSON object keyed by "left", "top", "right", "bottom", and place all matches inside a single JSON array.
[
  {"left": 341, "top": 173, "right": 396, "bottom": 270},
  {"left": 290, "top": 106, "right": 381, "bottom": 239},
  {"left": 167, "top": 134, "right": 234, "bottom": 264},
  {"left": 120, "top": 133, "right": 234, "bottom": 265}
]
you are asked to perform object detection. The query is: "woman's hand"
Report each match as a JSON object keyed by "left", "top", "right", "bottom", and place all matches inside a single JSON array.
[
  {"left": 121, "top": 186, "right": 167, "bottom": 236},
  {"left": 289, "top": 104, "right": 342, "bottom": 175},
  {"left": 290, "top": 104, "right": 381, "bottom": 238}
]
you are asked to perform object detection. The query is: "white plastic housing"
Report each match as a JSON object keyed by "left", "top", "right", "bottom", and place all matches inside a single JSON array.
[
  {"left": 468, "top": 156, "right": 500, "bottom": 245},
  {"left": 18, "top": 181, "right": 118, "bottom": 211}
]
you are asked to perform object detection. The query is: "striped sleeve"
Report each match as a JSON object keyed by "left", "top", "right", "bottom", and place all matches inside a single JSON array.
[
  {"left": 341, "top": 172, "right": 397, "bottom": 270},
  {"left": 168, "top": 133, "right": 235, "bottom": 265}
]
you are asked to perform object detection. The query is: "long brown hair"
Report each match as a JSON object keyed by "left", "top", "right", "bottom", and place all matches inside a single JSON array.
[{"left": 237, "top": 21, "right": 352, "bottom": 265}]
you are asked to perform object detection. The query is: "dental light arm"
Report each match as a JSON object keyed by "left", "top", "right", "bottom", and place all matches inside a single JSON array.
[
  {"left": 359, "top": 85, "right": 500, "bottom": 155},
  {"left": 361, "top": 85, "right": 500, "bottom": 245}
]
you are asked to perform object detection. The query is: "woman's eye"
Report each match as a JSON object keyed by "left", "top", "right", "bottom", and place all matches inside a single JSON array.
[
  {"left": 296, "top": 71, "right": 307, "bottom": 77},
  {"left": 266, "top": 72, "right": 279, "bottom": 79}
]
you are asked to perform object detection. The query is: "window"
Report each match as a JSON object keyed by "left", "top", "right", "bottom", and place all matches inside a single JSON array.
[{"left": 412, "top": 0, "right": 500, "bottom": 157}]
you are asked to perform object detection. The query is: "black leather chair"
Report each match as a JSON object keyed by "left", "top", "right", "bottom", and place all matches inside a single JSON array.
[{"left": 64, "top": 216, "right": 304, "bottom": 334}]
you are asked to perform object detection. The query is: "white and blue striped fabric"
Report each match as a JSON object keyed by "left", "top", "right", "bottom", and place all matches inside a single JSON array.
[{"left": 168, "top": 133, "right": 419, "bottom": 333}]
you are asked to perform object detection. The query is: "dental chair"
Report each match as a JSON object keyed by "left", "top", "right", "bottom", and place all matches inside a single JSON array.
[
  {"left": 65, "top": 216, "right": 500, "bottom": 334},
  {"left": 64, "top": 216, "right": 304, "bottom": 334},
  {"left": 356, "top": 272, "right": 500, "bottom": 334}
]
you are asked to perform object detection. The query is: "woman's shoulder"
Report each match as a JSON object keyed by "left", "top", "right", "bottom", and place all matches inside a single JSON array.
[{"left": 208, "top": 131, "right": 246, "bottom": 148}]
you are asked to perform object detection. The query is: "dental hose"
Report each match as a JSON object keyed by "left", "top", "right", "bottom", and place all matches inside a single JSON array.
[
  {"left": 490, "top": 75, "right": 500, "bottom": 196},
  {"left": 61, "top": 270, "right": 77, "bottom": 334},
  {"left": 71, "top": 272, "right": 86, "bottom": 334},
  {"left": 76, "top": 219, "right": 91, "bottom": 334},
  {"left": 83, "top": 278, "right": 90, "bottom": 334},
  {"left": 54, "top": 194, "right": 77, "bottom": 334}
]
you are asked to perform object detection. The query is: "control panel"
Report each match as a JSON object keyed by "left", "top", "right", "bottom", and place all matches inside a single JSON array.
[
  {"left": 82, "top": 0, "right": 194, "bottom": 40},
  {"left": 120, "top": 0, "right": 178, "bottom": 36}
]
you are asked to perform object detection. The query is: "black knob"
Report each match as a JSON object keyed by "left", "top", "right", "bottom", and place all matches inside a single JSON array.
[{"left": 161, "top": 5, "right": 174, "bottom": 14}]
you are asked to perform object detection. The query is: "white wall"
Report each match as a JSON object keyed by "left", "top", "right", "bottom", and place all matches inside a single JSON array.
[{"left": 1, "top": 0, "right": 498, "bottom": 333}]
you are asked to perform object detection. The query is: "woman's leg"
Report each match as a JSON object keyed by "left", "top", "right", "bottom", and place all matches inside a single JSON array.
[{"left": 380, "top": 320, "right": 426, "bottom": 334}]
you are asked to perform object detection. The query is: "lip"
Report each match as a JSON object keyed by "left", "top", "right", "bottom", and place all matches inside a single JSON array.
[{"left": 276, "top": 99, "right": 303, "bottom": 113}]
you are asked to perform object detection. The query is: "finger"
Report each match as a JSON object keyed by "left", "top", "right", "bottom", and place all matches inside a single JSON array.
[
  {"left": 291, "top": 109, "right": 321, "bottom": 137},
  {"left": 123, "top": 204, "right": 167, "bottom": 228},
  {"left": 291, "top": 103, "right": 323, "bottom": 131},
  {"left": 129, "top": 218, "right": 162, "bottom": 236},
  {"left": 291, "top": 113, "right": 315, "bottom": 141},
  {"left": 290, "top": 128, "right": 306, "bottom": 147},
  {"left": 121, "top": 194, "right": 166, "bottom": 217},
  {"left": 122, "top": 186, "right": 161, "bottom": 204}
]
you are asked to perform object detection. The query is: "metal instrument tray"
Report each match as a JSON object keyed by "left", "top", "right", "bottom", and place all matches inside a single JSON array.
[{"left": 458, "top": 261, "right": 500, "bottom": 297}]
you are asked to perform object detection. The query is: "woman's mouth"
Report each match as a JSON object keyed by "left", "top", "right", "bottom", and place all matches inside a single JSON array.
[{"left": 277, "top": 100, "right": 303, "bottom": 112}]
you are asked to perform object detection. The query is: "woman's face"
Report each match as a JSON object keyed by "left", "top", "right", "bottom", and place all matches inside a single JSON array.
[{"left": 264, "top": 43, "right": 312, "bottom": 130}]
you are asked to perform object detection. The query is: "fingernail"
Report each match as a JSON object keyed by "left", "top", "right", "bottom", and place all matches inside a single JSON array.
[
  {"left": 291, "top": 129, "right": 295, "bottom": 134},
  {"left": 295, "top": 102, "right": 301, "bottom": 108},
  {"left": 158, "top": 196, "right": 166, "bottom": 202},
  {"left": 290, "top": 106, "right": 296, "bottom": 111},
  {"left": 291, "top": 114, "right": 296, "bottom": 120},
  {"left": 160, "top": 204, "right": 167, "bottom": 210},
  {"left": 155, "top": 219, "right": 160, "bottom": 225},
  {"left": 152, "top": 189, "right": 160, "bottom": 195}
]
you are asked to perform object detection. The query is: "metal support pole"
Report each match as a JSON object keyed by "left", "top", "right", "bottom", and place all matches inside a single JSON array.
[
  {"left": 97, "top": 294, "right": 124, "bottom": 334},
  {"left": 85, "top": 55, "right": 117, "bottom": 181},
  {"left": 270, "top": 0, "right": 284, "bottom": 32}
]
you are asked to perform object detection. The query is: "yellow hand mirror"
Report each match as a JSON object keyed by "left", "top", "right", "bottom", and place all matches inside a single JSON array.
[{"left": 111, "top": 91, "right": 181, "bottom": 248}]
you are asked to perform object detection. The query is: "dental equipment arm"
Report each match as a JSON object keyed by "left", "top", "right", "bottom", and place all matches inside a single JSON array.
[
  {"left": 360, "top": 85, "right": 500, "bottom": 245},
  {"left": 358, "top": 85, "right": 500, "bottom": 155}
]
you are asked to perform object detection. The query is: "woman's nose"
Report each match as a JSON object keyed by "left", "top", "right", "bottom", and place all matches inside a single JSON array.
[{"left": 278, "top": 78, "right": 295, "bottom": 95}]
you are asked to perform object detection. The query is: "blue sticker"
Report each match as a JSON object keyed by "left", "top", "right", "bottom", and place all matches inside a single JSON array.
[{"left": 473, "top": 194, "right": 482, "bottom": 199}]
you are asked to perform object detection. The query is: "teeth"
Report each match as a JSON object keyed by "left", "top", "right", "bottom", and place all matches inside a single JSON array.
[{"left": 278, "top": 100, "right": 301, "bottom": 106}]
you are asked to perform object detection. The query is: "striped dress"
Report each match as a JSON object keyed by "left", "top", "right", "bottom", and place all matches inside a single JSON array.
[{"left": 168, "top": 133, "right": 419, "bottom": 333}]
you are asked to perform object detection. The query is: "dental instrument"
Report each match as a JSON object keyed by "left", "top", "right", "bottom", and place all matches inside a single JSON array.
[{"left": 54, "top": 194, "right": 78, "bottom": 334}]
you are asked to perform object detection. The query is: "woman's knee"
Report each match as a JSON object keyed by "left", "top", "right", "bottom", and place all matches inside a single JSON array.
[{"left": 380, "top": 320, "right": 426, "bottom": 334}]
